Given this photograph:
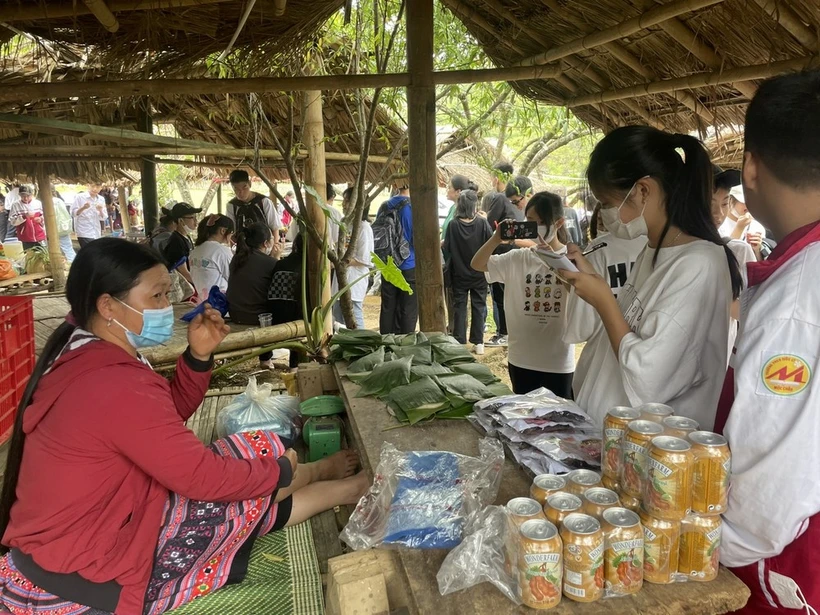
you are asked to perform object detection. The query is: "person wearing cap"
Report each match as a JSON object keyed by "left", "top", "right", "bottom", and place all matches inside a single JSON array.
[
  {"left": 163, "top": 202, "right": 202, "bottom": 291},
  {"left": 226, "top": 170, "right": 281, "bottom": 235},
  {"left": 71, "top": 182, "right": 108, "bottom": 248},
  {"left": 9, "top": 185, "right": 46, "bottom": 249},
  {"left": 719, "top": 184, "right": 767, "bottom": 260}
]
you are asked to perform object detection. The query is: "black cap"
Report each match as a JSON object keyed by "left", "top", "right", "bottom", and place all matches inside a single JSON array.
[
  {"left": 170, "top": 202, "right": 202, "bottom": 220},
  {"left": 18, "top": 185, "right": 32, "bottom": 195},
  {"left": 229, "top": 169, "right": 250, "bottom": 184}
]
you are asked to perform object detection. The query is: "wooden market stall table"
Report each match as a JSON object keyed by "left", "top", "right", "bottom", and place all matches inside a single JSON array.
[{"left": 334, "top": 363, "right": 750, "bottom": 615}]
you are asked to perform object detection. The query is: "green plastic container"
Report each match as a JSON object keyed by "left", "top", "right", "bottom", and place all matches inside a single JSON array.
[{"left": 300, "top": 395, "right": 345, "bottom": 417}]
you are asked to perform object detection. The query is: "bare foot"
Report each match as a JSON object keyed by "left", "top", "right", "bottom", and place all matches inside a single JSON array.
[
  {"left": 343, "top": 471, "right": 371, "bottom": 505},
  {"left": 315, "top": 449, "right": 359, "bottom": 481}
]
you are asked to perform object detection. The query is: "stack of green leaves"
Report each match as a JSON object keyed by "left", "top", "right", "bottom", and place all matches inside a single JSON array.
[
  {"left": 329, "top": 328, "right": 385, "bottom": 362},
  {"left": 355, "top": 356, "right": 413, "bottom": 397}
]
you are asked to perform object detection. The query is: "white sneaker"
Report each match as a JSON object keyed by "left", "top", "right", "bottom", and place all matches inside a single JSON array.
[
  {"left": 270, "top": 348, "right": 290, "bottom": 360},
  {"left": 473, "top": 344, "right": 485, "bottom": 356}
]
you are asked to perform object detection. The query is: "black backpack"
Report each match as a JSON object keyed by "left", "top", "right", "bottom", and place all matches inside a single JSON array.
[
  {"left": 372, "top": 198, "right": 411, "bottom": 266},
  {"left": 231, "top": 194, "right": 268, "bottom": 230}
]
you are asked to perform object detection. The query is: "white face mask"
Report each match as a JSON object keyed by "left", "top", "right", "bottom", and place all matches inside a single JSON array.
[
  {"left": 537, "top": 224, "right": 556, "bottom": 245},
  {"left": 600, "top": 179, "right": 649, "bottom": 240}
]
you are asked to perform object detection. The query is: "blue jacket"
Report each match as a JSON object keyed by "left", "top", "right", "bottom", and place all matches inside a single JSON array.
[{"left": 386, "top": 195, "right": 415, "bottom": 271}]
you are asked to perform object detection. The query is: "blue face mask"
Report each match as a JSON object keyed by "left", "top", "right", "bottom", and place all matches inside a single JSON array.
[{"left": 114, "top": 299, "right": 174, "bottom": 348}]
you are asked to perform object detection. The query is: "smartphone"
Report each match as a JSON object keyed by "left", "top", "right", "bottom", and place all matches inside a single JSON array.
[{"left": 499, "top": 220, "right": 537, "bottom": 241}]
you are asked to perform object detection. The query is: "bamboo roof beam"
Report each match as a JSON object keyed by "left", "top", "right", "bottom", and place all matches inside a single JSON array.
[
  {"left": 749, "top": 0, "right": 817, "bottom": 51},
  {"left": 273, "top": 0, "right": 287, "bottom": 17},
  {"left": 82, "top": 0, "right": 119, "bottom": 32},
  {"left": 0, "top": 0, "right": 231, "bottom": 22},
  {"left": 440, "top": 0, "right": 522, "bottom": 56},
  {"left": 516, "top": 0, "right": 727, "bottom": 67},
  {"left": 566, "top": 56, "right": 817, "bottom": 107}
]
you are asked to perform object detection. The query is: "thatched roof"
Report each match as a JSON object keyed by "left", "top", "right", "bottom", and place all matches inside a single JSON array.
[{"left": 444, "top": 0, "right": 819, "bottom": 134}]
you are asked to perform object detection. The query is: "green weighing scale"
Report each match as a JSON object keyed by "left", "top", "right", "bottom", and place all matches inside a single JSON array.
[{"left": 300, "top": 395, "right": 346, "bottom": 462}]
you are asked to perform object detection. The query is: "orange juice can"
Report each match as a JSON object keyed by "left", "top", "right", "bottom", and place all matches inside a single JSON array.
[
  {"left": 679, "top": 514, "right": 721, "bottom": 582},
  {"left": 602, "top": 507, "right": 643, "bottom": 596},
  {"left": 603, "top": 407, "right": 641, "bottom": 479},
  {"left": 508, "top": 497, "right": 546, "bottom": 526},
  {"left": 582, "top": 488, "right": 620, "bottom": 520},
  {"left": 519, "top": 519, "right": 563, "bottom": 610},
  {"left": 561, "top": 514, "right": 604, "bottom": 602},
  {"left": 638, "top": 403, "right": 674, "bottom": 423},
  {"left": 621, "top": 420, "right": 664, "bottom": 497},
  {"left": 545, "top": 492, "right": 583, "bottom": 528},
  {"left": 643, "top": 436, "right": 693, "bottom": 521},
  {"left": 662, "top": 415, "right": 700, "bottom": 439},
  {"left": 618, "top": 490, "right": 641, "bottom": 514},
  {"left": 565, "top": 469, "right": 602, "bottom": 496},
  {"left": 640, "top": 510, "right": 681, "bottom": 584},
  {"left": 531, "top": 474, "right": 567, "bottom": 506},
  {"left": 602, "top": 474, "right": 620, "bottom": 493},
  {"left": 688, "top": 431, "right": 731, "bottom": 516}
]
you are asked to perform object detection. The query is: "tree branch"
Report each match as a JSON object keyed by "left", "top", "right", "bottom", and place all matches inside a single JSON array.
[
  {"left": 521, "top": 130, "right": 585, "bottom": 176},
  {"left": 436, "top": 87, "right": 511, "bottom": 160}
]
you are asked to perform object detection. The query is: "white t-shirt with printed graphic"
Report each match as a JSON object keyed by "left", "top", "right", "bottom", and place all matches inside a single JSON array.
[
  {"left": 487, "top": 247, "right": 575, "bottom": 374},
  {"left": 573, "top": 240, "right": 732, "bottom": 430},
  {"left": 189, "top": 240, "right": 233, "bottom": 303}
]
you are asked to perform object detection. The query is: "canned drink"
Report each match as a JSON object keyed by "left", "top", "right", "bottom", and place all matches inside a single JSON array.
[
  {"left": 530, "top": 474, "right": 567, "bottom": 506},
  {"left": 643, "top": 436, "right": 693, "bottom": 521},
  {"left": 663, "top": 416, "right": 700, "bottom": 439},
  {"left": 545, "top": 492, "right": 583, "bottom": 528},
  {"left": 689, "top": 431, "right": 731, "bottom": 515},
  {"left": 560, "top": 513, "right": 604, "bottom": 602},
  {"left": 508, "top": 497, "right": 546, "bottom": 526},
  {"left": 565, "top": 469, "right": 602, "bottom": 496},
  {"left": 602, "top": 507, "right": 643, "bottom": 595},
  {"left": 519, "top": 519, "right": 563, "bottom": 610},
  {"left": 582, "top": 488, "right": 621, "bottom": 519},
  {"left": 640, "top": 511, "right": 681, "bottom": 584},
  {"left": 603, "top": 407, "right": 641, "bottom": 479},
  {"left": 618, "top": 490, "right": 641, "bottom": 514},
  {"left": 602, "top": 474, "right": 620, "bottom": 493},
  {"left": 621, "top": 420, "right": 664, "bottom": 497},
  {"left": 639, "top": 403, "right": 674, "bottom": 423},
  {"left": 679, "top": 514, "right": 721, "bottom": 582}
]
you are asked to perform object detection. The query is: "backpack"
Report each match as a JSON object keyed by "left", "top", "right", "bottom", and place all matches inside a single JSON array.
[
  {"left": 231, "top": 194, "right": 268, "bottom": 230},
  {"left": 372, "top": 198, "right": 411, "bottom": 266}
]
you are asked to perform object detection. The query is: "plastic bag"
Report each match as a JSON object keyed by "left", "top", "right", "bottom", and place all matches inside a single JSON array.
[
  {"left": 340, "top": 438, "right": 504, "bottom": 551},
  {"left": 216, "top": 376, "right": 301, "bottom": 441},
  {"left": 181, "top": 285, "right": 229, "bottom": 322},
  {"left": 437, "top": 505, "right": 522, "bottom": 604}
]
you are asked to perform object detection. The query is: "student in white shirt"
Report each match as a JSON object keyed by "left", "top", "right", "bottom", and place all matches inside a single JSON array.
[
  {"left": 714, "top": 69, "right": 820, "bottom": 614},
  {"left": 560, "top": 126, "right": 742, "bottom": 430},
  {"left": 472, "top": 191, "right": 575, "bottom": 398},
  {"left": 189, "top": 214, "right": 235, "bottom": 303},
  {"left": 718, "top": 184, "right": 766, "bottom": 260},
  {"left": 332, "top": 188, "right": 374, "bottom": 329},
  {"left": 71, "top": 183, "right": 107, "bottom": 248},
  {"left": 226, "top": 170, "right": 280, "bottom": 236}
]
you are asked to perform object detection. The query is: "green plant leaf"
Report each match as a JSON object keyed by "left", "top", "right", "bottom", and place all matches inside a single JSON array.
[{"left": 372, "top": 253, "right": 413, "bottom": 294}]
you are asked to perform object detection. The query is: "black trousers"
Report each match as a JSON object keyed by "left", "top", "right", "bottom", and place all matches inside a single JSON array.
[
  {"left": 380, "top": 267, "right": 418, "bottom": 334},
  {"left": 508, "top": 362, "right": 574, "bottom": 399},
  {"left": 77, "top": 237, "right": 95, "bottom": 249},
  {"left": 452, "top": 283, "right": 487, "bottom": 345},
  {"left": 491, "top": 282, "right": 507, "bottom": 335},
  {"left": 21, "top": 241, "right": 41, "bottom": 250}
]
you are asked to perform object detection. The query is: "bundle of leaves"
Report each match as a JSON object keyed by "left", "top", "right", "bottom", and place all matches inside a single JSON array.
[{"left": 355, "top": 356, "right": 413, "bottom": 398}]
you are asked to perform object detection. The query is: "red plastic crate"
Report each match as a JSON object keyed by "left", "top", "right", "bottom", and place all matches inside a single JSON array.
[{"left": 0, "top": 296, "right": 35, "bottom": 444}]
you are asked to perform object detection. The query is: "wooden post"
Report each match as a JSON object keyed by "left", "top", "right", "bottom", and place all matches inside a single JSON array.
[
  {"left": 117, "top": 185, "right": 131, "bottom": 234},
  {"left": 136, "top": 99, "right": 159, "bottom": 233},
  {"left": 302, "top": 90, "right": 331, "bottom": 332},
  {"left": 36, "top": 170, "right": 67, "bottom": 291},
  {"left": 217, "top": 182, "right": 223, "bottom": 214},
  {"left": 406, "top": 0, "right": 445, "bottom": 333}
]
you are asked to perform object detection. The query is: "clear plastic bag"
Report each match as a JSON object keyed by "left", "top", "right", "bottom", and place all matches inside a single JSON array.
[
  {"left": 437, "top": 505, "right": 522, "bottom": 605},
  {"left": 340, "top": 438, "right": 504, "bottom": 551},
  {"left": 216, "top": 376, "right": 302, "bottom": 442}
]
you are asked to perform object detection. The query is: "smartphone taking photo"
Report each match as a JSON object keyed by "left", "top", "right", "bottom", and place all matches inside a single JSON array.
[{"left": 499, "top": 220, "right": 538, "bottom": 241}]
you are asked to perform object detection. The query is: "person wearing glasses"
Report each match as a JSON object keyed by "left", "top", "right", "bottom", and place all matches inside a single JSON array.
[{"left": 162, "top": 202, "right": 202, "bottom": 293}]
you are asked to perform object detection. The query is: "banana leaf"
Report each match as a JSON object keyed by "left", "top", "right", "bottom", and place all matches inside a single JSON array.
[
  {"left": 381, "top": 334, "right": 397, "bottom": 346},
  {"left": 371, "top": 254, "right": 414, "bottom": 294},
  {"left": 342, "top": 344, "right": 381, "bottom": 361},
  {"left": 355, "top": 356, "right": 413, "bottom": 398},
  {"left": 328, "top": 345, "right": 345, "bottom": 362},
  {"left": 487, "top": 382, "right": 515, "bottom": 397},
  {"left": 390, "top": 342, "right": 432, "bottom": 365},
  {"left": 451, "top": 362, "right": 501, "bottom": 385},
  {"left": 426, "top": 332, "right": 461, "bottom": 346},
  {"left": 385, "top": 399, "right": 408, "bottom": 423},
  {"left": 332, "top": 328, "right": 384, "bottom": 349},
  {"left": 432, "top": 343, "right": 476, "bottom": 366},
  {"left": 437, "top": 402, "right": 475, "bottom": 420},
  {"left": 434, "top": 373, "right": 492, "bottom": 403},
  {"left": 385, "top": 376, "right": 450, "bottom": 424},
  {"left": 346, "top": 371, "right": 373, "bottom": 384},
  {"left": 348, "top": 347, "right": 386, "bottom": 374},
  {"left": 410, "top": 363, "right": 453, "bottom": 381}
]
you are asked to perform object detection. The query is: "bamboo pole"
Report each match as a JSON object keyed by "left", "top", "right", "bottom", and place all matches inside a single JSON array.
[
  {"left": 749, "top": 0, "right": 817, "bottom": 51},
  {"left": 217, "top": 183, "right": 223, "bottom": 214},
  {"left": 36, "top": 170, "right": 67, "bottom": 291},
  {"left": 137, "top": 99, "right": 159, "bottom": 233},
  {"left": 0, "top": 0, "right": 231, "bottom": 21},
  {"left": 117, "top": 185, "right": 131, "bottom": 233},
  {"left": 82, "top": 0, "right": 119, "bottom": 32},
  {"left": 518, "top": 0, "right": 727, "bottom": 67},
  {"left": 567, "top": 56, "right": 817, "bottom": 107},
  {"left": 273, "top": 0, "right": 287, "bottom": 17},
  {"left": 407, "top": 0, "right": 446, "bottom": 333}
]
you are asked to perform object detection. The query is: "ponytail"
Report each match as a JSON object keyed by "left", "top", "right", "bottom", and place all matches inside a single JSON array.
[
  {"left": 526, "top": 191, "right": 569, "bottom": 245},
  {"left": 231, "top": 222, "right": 271, "bottom": 274}
]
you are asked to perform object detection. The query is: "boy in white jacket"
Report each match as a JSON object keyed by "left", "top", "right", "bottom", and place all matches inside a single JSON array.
[{"left": 716, "top": 70, "right": 820, "bottom": 613}]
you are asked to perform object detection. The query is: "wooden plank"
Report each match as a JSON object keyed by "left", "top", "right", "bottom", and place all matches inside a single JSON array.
[
  {"left": 334, "top": 364, "right": 751, "bottom": 615},
  {"left": 0, "top": 272, "right": 50, "bottom": 289},
  {"left": 311, "top": 509, "right": 346, "bottom": 575}
]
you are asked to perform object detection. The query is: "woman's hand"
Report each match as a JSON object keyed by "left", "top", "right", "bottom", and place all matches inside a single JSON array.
[
  {"left": 565, "top": 244, "right": 598, "bottom": 275},
  {"left": 561, "top": 244, "right": 613, "bottom": 309},
  {"left": 188, "top": 303, "right": 230, "bottom": 361},
  {"left": 271, "top": 238, "right": 285, "bottom": 259}
]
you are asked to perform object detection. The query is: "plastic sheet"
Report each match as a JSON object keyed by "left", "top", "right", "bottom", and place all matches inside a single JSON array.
[
  {"left": 340, "top": 438, "right": 504, "bottom": 551},
  {"left": 216, "top": 376, "right": 301, "bottom": 441},
  {"left": 437, "top": 505, "right": 522, "bottom": 604}
]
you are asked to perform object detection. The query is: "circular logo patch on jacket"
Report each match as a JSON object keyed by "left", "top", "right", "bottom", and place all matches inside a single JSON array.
[{"left": 761, "top": 355, "right": 812, "bottom": 396}]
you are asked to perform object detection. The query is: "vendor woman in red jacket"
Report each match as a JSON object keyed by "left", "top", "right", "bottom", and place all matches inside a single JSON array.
[{"left": 0, "top": 238, "right": 364, "bottom": 615}]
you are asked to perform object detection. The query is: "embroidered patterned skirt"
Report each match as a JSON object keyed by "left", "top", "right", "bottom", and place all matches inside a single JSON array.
[{"left": 0, "top": 431, "right": 290, "bottom": 615}]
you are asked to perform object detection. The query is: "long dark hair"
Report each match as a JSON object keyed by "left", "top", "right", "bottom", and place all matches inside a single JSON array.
[
  {"left": 450, "top": 174, "right": 478, "bottom": 192},
  {"left": 456, "top": 189, "right": 479, "bottom": 219},
  {"left": 526, "top": 191, "right": 569, "bottom": 244},
  {"left": 587, "top": 126, "right": 742, "bottom": 299},
  {"left": 589, "top": 201, "right": 602, "bottom": 240},
  {"left": 194, "top": 214, "right": 235, "bottom": 247},
  {"left": 231, "top": 222, "right": 271, "bottom": 274},
  {"left": 0, "top": 239, "right": 164, "bottom": 549}
]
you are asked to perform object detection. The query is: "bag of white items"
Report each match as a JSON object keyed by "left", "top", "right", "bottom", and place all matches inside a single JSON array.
[
  {"left": 340, "top": 438, "right": 504, "bottom": 550},
  {"left": 216, "top": 376, "right": 302, "bottom": 441}
]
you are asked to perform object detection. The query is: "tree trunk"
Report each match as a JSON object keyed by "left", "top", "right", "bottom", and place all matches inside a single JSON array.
[
  {"left": 200, "top": 179, "right": 220, "bottom": 213},
  {"left": 521, "top": 131, "right": 584, "bottom": 176},
  {"left": 175, "top": 177, "right": 194, "bottom": 206}
]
